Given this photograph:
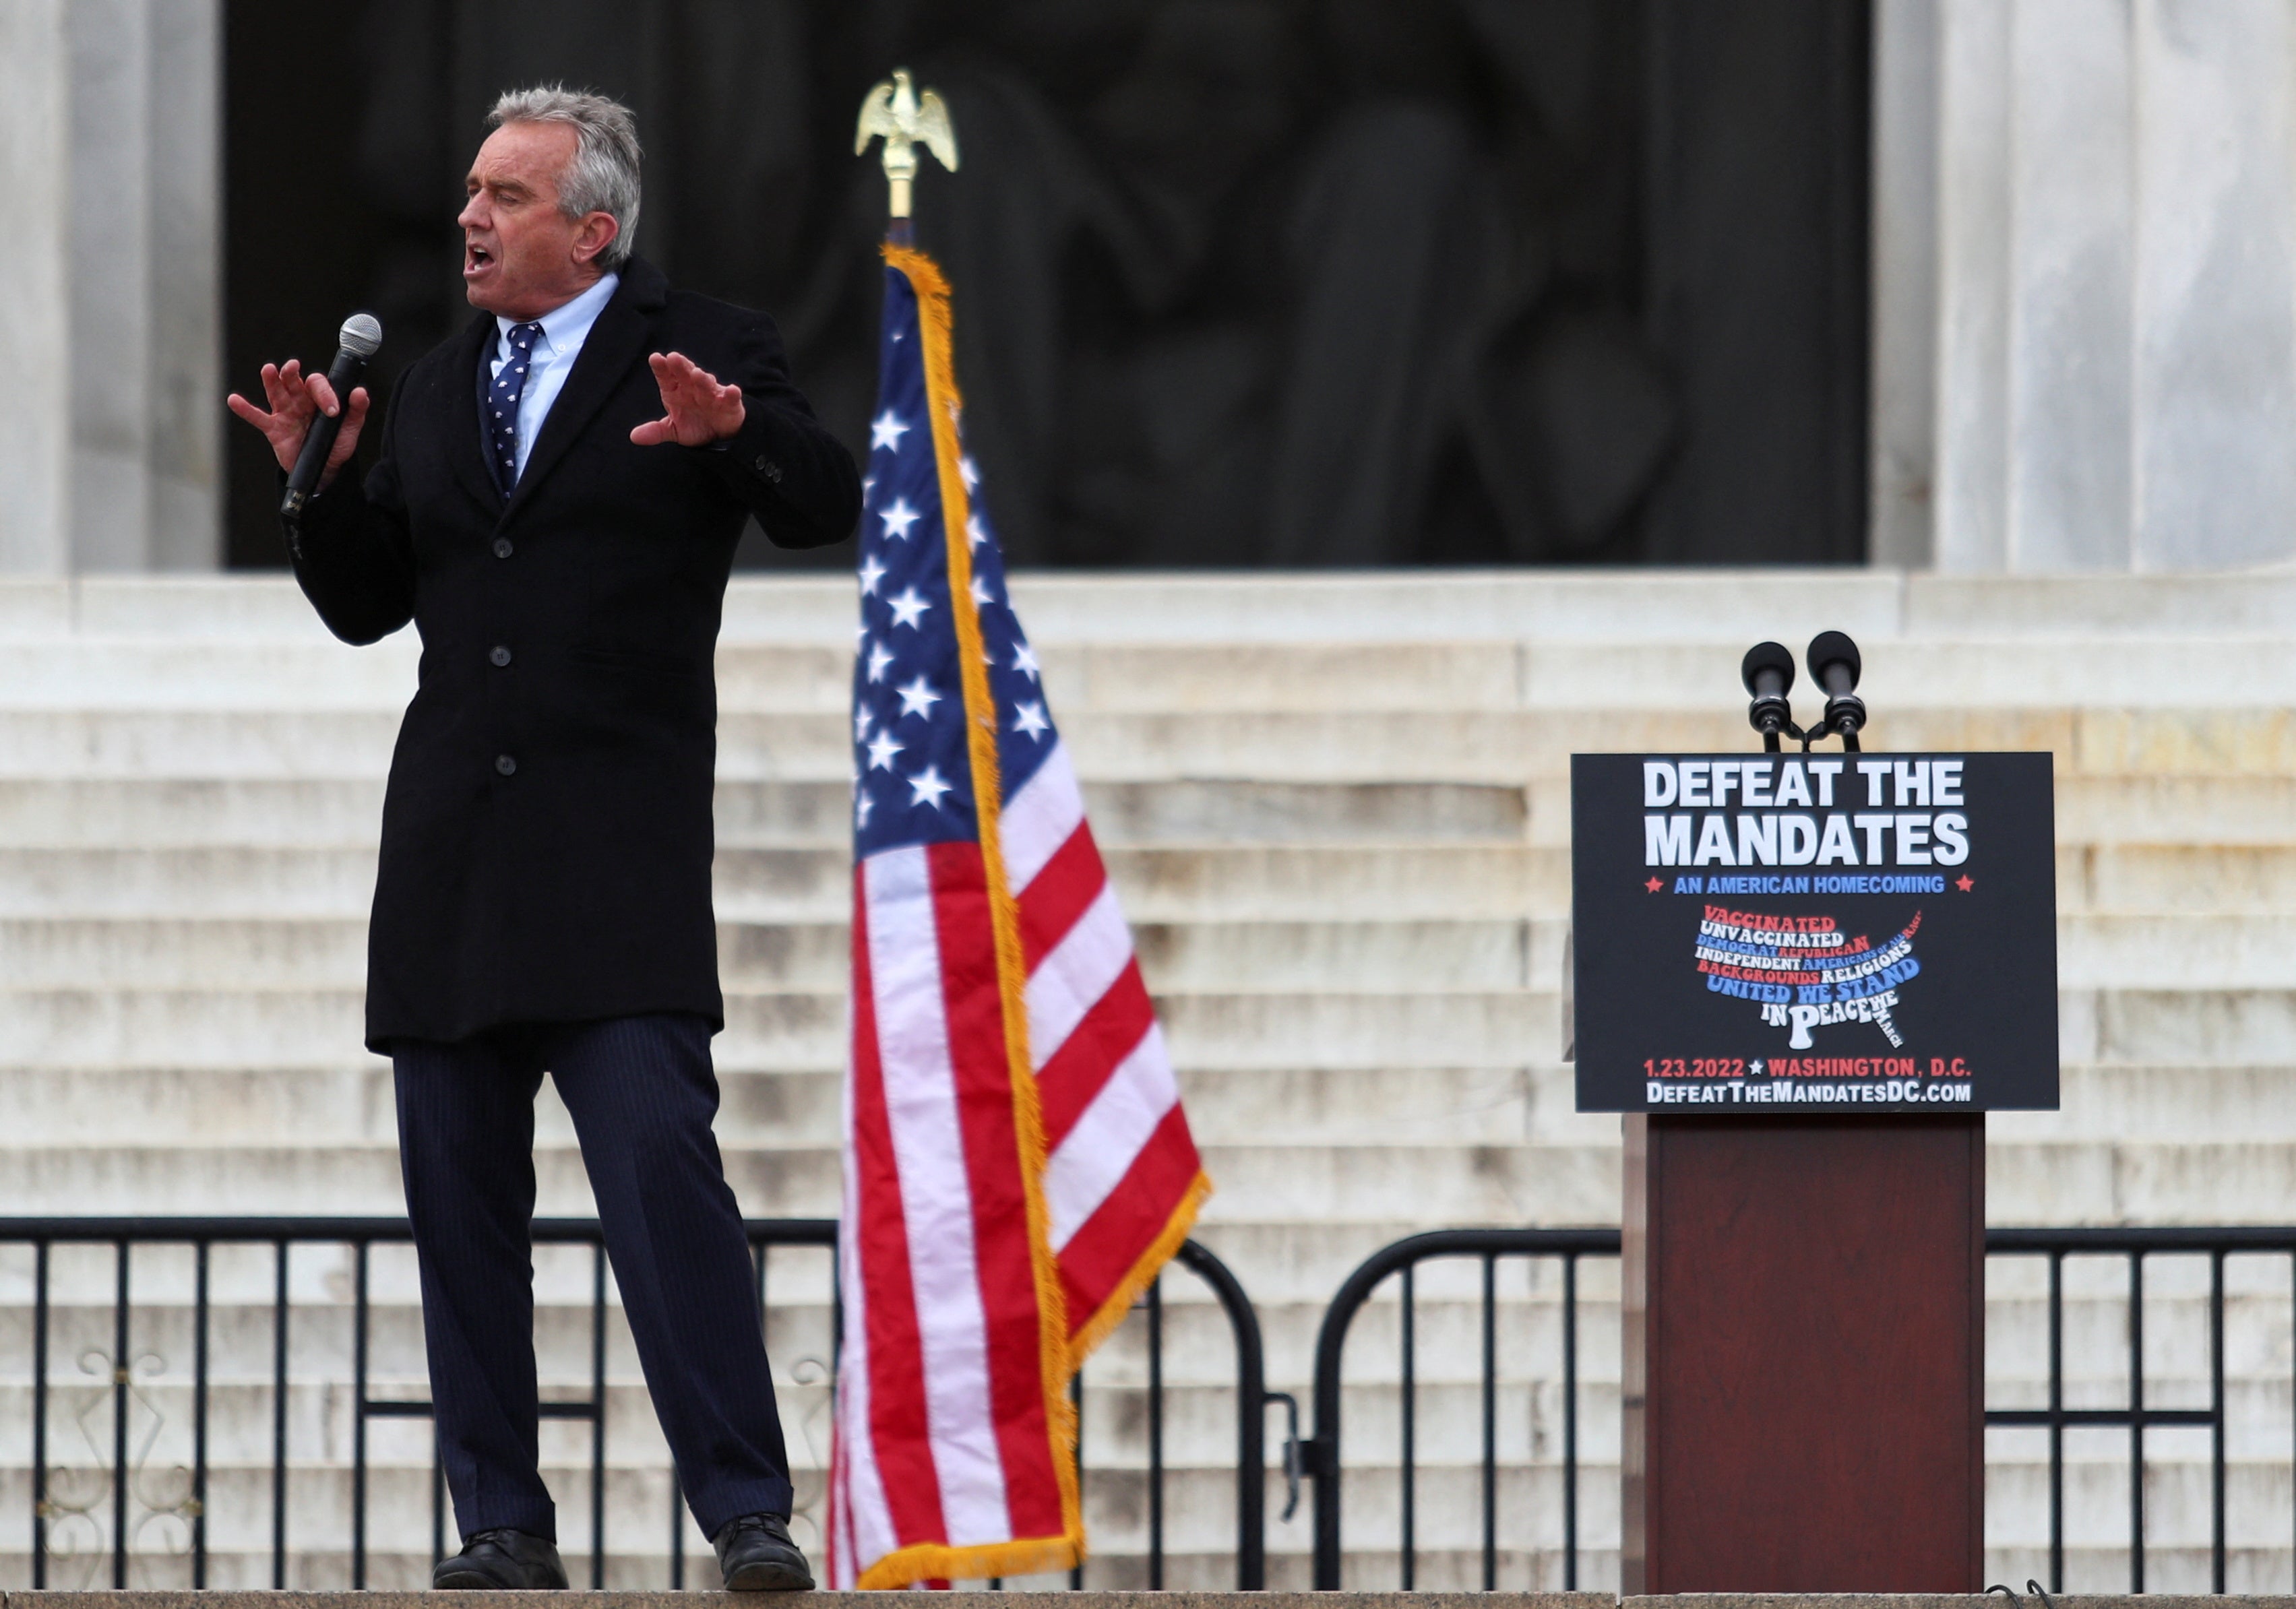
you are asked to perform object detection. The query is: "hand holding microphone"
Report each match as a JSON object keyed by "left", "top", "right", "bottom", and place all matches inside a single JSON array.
[{"left": 226, "top": 312, "right": 383, "bottom": 519}]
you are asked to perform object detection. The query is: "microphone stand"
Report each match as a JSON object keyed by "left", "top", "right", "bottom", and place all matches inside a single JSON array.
[{"left": 1742, "top": 631, "right": 1867, "bottom": 752}]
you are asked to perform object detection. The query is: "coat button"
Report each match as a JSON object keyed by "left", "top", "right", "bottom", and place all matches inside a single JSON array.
[
  {"left": 490, "top": 645, "right": 512, "bottom": 667},
  {"left": 756, "top": 456, "right": 782, "bottom": 482},
  {"left": 495, "top": 754, "right": 517, "bottom": 776},
  {"left": 493, "top": 537, "right": 514, "bottom": 559}
]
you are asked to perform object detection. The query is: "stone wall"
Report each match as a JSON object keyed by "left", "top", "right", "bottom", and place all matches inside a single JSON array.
[{"left": 0, "top": 0, "right": 220, "bottom": 575}]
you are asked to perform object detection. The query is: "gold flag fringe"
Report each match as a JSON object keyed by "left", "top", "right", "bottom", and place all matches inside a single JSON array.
[{"left": 870, "top": 242, "right": 1084, "bottom": 1587}]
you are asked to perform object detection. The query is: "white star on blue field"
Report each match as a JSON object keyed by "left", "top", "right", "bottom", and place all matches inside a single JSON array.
[{"left": 849, "top": 265, "right": 1060, "bottom": 855}]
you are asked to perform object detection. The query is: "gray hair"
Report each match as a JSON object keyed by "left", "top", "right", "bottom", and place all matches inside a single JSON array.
[{"left": 487, "top": 86, "right": 642, "bottom": 270}]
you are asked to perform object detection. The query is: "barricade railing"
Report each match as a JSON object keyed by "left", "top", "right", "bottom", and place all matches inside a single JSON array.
[
  {"left": 1984, "top": 1225, "right": 2296, "bottom": 1596},
  {"left": 20, "top": 1215, "right": 2283, "bottom": 1594},
  {"left": 0, "top": 1218, "right": 1266, "bottom": 1591},
  {"left": 1299, "top": 1228, "right": 1621, "bottom": 1591},
  {"left": 1302, "top": 1224, "right": 2296, "bottom": 1594}
]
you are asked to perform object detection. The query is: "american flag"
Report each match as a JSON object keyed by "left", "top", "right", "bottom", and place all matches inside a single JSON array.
[{"left": 827, "top": 247, "right": 1209, "bottom": 1589}]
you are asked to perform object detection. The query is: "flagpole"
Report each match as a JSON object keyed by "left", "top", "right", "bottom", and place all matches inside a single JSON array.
[
  {"left": 842, "top": 67, "right": 1095, "bottom": 1589},
  {"left": 855, "top": 67, "right": 958, "bottom": 245}
]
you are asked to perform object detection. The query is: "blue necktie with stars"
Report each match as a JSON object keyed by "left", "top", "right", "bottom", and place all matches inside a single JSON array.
[{"left": 487, "top": 321, "right": 544, "bottom": 494}]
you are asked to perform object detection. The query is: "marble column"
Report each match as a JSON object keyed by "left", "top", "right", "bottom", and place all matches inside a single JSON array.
[
  {"left": 1932, "top": 0, "right": 2014, "bottom": 571},
  {"left": 0, "top": 0, "right": 220, "bottom": 575},
  {"left": 69, "top": 0, "right": 222, "bottom": 573},
  {"left": 2009, "top": 0, "right": 2134, "bottom": 571},
  {"left": 2130, "top": 0, "right": 2296, "bottom": 569},
  {"left": 0, "top": 1, "right": 72, "bottom": 573},
  {"left": 1870, "top": 0, "right": 1944, "bottom": 568},
  {"left": 1896, "top": 0, "right": 2296, "bottom": 571}
]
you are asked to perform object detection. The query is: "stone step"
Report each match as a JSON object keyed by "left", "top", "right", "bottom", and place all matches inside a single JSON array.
[
  {"left": 12, "top": 781, "right": 2296, "bottom": 882},
  {"left": 0, "top": 1284, "right": 2257, "bottom": 1415},
  {"left": 2001, "top": 1063, "right": 2296, "bottom": 1141},
  {"left": 1498, "top": 769, "right": 2296, "bottom": 849},
  {"left": 13, "top": 705, "right": 2296, "bottom": 784},
  {"left": 1038, "top": 708, "right": 2296, "bottom": 786},
  {"left": 16, "top": 984, "right": 2296, "bottom": 1076},
  {"left": 0, "top": 778, "right": 1532, "bottom": 850},
  {"left": 6, "top": 839, "right": 2296, "bottom": 925},
  {"left": 13, "top": 910, "right": 2296, "bottom": 997},
  {"left": 0, "top": 778, "right": 389, "bottom": 846},
  {"left": 12, "top": 838, "right": 2296, "bottom": 927},
  {"left": 0, "top": 1065, "right": 1540, "bottom": 1151},
  {"left": 0, "top": 858, "right": 378, "bottom": 918},
  {"left": 113, "top": 1054, "right": 2296, "bottom": 1162},
  {"left": 7, "top": 636, "right": 2294, "bottom": 716},
  {"left": 0, "top": 1141, "right": 835, "bottom": 1218},
  {"left": 0, "top": 916, "right": 1553, "bottom": 993},
  {"left": 4, "top": 771, "right": 2294, "bottom": 860},
  {"left": 916, "top": 637, "right": 2296, "bottom": 712},
  {"left": 24, "top": 567, "right": 2296, "bottom": 643},
  {"left": 0, "top": 987, "right": 1559, "bottom": 1072},
  {"left": 25, "top": 1124, "right": 2296, "bottom": 1227},
  {"left": 0, "top": 1308, "right": 2254, "bottom": 1475},
  {"left": 2066, "top": 843, "right": 2296, "bottom": 909},
  {"left": 0, "top": 1059, "right": 1561, "bottom": 1158},
  {"left": 0, "top": 1388, "right": 2254, "bottom": 1525}
]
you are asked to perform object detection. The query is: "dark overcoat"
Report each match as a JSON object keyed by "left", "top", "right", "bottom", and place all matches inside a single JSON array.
[{"left": 288, "top": 257, "right": 859, "bottom": 1050}]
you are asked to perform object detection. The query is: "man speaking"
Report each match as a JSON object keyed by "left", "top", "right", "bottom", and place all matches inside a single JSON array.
[{"left": 226, "top": 88, "right": 857, "bottom": 1591}]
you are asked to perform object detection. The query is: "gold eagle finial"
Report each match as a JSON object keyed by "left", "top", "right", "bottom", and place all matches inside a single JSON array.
[{"left": 855, "top": 69, "right": 958, "bottom": 220}]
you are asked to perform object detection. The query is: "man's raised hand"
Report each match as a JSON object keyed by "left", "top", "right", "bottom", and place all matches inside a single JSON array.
[
  {"left": 226, "top": 360, "right": 369, "bottom": 488},
  {"left": 632, "top": 352, "right": 745, "bottom": 447}
]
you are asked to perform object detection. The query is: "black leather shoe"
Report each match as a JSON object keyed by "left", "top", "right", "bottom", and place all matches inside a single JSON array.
[
  {"left": 432, "top": 1527, "right": 569, "bottom": 1590},
  {"left": 713, "top": 1512, "right": 815, "bottom": 1591}
]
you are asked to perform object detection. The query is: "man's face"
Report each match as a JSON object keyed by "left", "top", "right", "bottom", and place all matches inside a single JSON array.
[{"left": 458, "top": 121, "right": 616, "bottom": 319}]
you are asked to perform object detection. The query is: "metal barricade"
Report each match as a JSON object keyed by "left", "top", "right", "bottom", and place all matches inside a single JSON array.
[
  {"left": 1300, "top": 1227, "right": 1621, "bottom": 1591},
  {"left": 1984, "top": 1225, "right": 2296, "bottom": 1596},
  {"left": 0, "top": 1218, "right": 1266, "bottom": 1591},
  {"left": 1302, "top": 1224, "right": 2296, "bottom": 1594}
]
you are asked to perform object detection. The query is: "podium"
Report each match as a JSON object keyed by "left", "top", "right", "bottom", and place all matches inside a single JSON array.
[
  {"left": 1571, "top": 647, "right": 2058, "bottom": 1592},
  {"left": 1621, "top": 1112, "right": 1983, "bottom": 1590}
]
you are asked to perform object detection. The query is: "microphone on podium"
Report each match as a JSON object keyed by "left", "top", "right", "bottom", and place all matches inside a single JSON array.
[
  {"left": 281, "top": 312, "right": 383, "bottom": 522},
  {"left": 1741, "top": 640, "right": 1797, "bottom": 751},
  {"left": 1806, "top": 629, "right": 1865, "bottom": 750}
]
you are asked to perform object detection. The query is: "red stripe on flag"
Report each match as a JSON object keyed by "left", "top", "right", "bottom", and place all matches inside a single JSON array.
[
  {"left": 925, "top": 841, "right": 1067, "bottom": 1540},
  {"left": 848, "top": 868, "right": 950, "bottom": 1546},
  {"left": 1035, "top": 960, "right": 1156, "bottom": 1148},
  {"left": 1055, "top": 1106, "right": 1204, "bottom": 1331},
  {"left": 1016, "top": 823, "right": 1105, "bottom": 970}
]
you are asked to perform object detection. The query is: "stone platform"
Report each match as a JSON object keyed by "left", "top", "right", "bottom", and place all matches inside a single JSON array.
[
  {"left": 0, "top": 1588, "right": 2277, "bottom": 1597},
  {"left": 1, "top": 570, "right": 2294, "bottom": 1589}
]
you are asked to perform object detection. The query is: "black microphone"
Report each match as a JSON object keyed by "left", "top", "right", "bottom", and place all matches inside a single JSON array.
[
  {"left": 281, "top": 313, "right": 383, "bottom": 521},
  {"left": 1806, "top": 630, "right": 1865, "bottom": 749},
  {"left": 1741, "top": 641, "right": 1797, "bottom": 750}
]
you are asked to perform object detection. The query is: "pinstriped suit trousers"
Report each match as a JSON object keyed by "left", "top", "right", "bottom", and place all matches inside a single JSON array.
[{"left": 392, "top": 1013, "right": 795, "bottom": 1542}]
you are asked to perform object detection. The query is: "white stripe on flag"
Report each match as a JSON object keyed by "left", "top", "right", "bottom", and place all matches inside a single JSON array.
[
  {"left": 863, "top": 846, "right": 1012, "bottom": 1544},
  {"left": 1024, "top": 879, "right": 1133, "bottom": 1068},
  {"left": 1000, "top": 740, "right": 1085, "bottom": 893},
  {"left": 1045, "top": 1023, "right": 1179, "bottom": 1250},
  {"left": 834, "top": 1091, "right": 894, "bottom": 1582}
]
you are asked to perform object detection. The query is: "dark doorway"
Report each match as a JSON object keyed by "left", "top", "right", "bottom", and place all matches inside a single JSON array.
[{"left": 224, "top": 1, "right": 1867, "bottom": 571}]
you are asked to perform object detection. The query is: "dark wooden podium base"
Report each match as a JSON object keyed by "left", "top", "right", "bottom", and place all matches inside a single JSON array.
[{"left": 1621, "top": 1114, "right": 1984, "bottom": 1593}]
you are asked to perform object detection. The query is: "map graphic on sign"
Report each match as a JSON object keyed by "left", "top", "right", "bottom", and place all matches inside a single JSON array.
[{"left": 1693, "top": 906, "right": 1923, "bottom": 1050}]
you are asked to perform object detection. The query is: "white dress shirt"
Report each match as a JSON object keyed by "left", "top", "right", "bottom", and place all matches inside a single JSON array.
[{"left": 492, "top": 270, "right": 620, "bottom": 482}]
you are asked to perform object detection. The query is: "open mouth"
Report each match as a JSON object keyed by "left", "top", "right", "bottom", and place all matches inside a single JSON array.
[{"left": 465, "top": 243, "right": 495, "bottom": 275}]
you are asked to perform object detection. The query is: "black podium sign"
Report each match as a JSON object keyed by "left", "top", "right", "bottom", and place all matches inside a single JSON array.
[{"left": 1572, "top": 752, "right": 2058, "bottom": 1112}]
